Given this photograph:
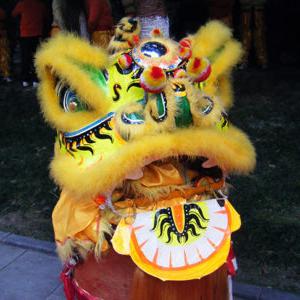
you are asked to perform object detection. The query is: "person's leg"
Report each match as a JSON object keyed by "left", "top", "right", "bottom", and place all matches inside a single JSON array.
[
  {"left": 240, "top": 1, "right": 253, "bottom": 68},
  {"left": 28, "top": 36, "right": 40, "bottom": 83},
  {"left": 20, "top": 37, "right": 31, "bottom": 86},
  {"left": 253, "top": 1, "right": 268, "bottom": 68},
  {"left": 0, "top": 35, "right": 11, "bottom": 81}
]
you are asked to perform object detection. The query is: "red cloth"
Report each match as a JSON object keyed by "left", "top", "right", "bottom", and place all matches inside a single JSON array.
[
  {"left": 226, "top": 242, "right": 238, "bottom": 276},
  {"left": 12, "top": 0, "right": 48, "bottom": 37},
  {"left": 85, "top": 0, "right": 113, "bottom": 33}
]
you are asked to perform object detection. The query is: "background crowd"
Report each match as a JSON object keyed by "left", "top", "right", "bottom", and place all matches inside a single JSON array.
[{"left": 0, "top": 0, "right": 299, "bottom": 88}]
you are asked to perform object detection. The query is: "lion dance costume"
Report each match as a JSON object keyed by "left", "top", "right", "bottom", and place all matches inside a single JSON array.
[{"left": 36, "top": 17, "right": 255, "bottom": 299}]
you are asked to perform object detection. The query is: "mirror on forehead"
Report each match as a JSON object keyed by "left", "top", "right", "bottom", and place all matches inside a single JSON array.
[{"left": 141, "top": 41, "right": 168, "bottom": 58}]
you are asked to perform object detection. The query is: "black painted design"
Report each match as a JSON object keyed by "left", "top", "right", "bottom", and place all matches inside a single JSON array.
[
  {"left": 152, "top": 204, "right": 209, "bottom": 244},
  {"left": 221, "top": 112, "right": 229, "bottom": 128},
  {"left": 113, "top": 83, "right": 122, "bottom": 101},
  {"left": 127, "top": 82, "right": 141, "bottom": 91},
  {"left": 61, "top": 117, "right": 113, "bottom": 155}
]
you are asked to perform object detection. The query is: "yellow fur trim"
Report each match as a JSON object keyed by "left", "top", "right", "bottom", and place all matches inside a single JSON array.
[
  {"left": 190, "top": 21, "right": 242, "bottom": 109},
  {"left": 108, "top": 40, "right": 131, "bottom": 54},
  {"left": 94, "top": 215, "right": 113, "bottom": 258},
  {"left": 203, "top": 40, "right": 242, "bottom": 109},
  {"left": 146, "top": 82, "right": 177, "bottom": 130},
  {"left": 218, "top": 74, "right": 234, "bottom": 109},
  {"left": 56, "top": 238, "right": 93, "bottom": 262},
  {"left": 169, "top": 77, "right": 223, "bottom": 128},
  {"left": 192, "top": 21, "right": 232, "bottom": 57},
  {"left": 108, "top": 17, "right": 141, "bottom": 54},
  {"left": 208, "top": 40, "right": 243, "bottom": 83},
  {"left": 115, "top": 82, "right": 177, "bottom": 141},
  {"left": 56, "top": 239, "right": 75, "bottom": 262},
  {"left": 35, "top": 33, "right": 110, "bottom": 132},
  {"left": 114, "top": 17, "right": 141, "bottom": 39},
  {"left": 50, "top": 125, "right": 255, "bottom": 198},
  {"left": 190, "top": 93, "right": 224, "bottom": 128}
]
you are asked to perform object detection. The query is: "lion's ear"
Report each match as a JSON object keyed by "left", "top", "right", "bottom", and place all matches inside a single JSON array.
[
  {"left": 187, "top": 21, "right": 243, "bottom": 109},
  {"left": 35, "top": 34, "right": 110, "bottom": 132}
]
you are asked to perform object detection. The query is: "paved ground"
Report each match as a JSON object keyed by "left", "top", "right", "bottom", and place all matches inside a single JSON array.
[{"left": 0, "top": 231, "right": 299, "bottom": 300}]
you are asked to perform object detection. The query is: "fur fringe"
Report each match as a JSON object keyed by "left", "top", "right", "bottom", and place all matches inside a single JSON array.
[{"left": 35, "top": 33, "right": 110, "bottom": 132}]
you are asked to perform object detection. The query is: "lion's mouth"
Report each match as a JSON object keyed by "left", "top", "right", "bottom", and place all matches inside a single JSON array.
[{"left": 110, "top": 156, "right": 226, "bottom": 213}]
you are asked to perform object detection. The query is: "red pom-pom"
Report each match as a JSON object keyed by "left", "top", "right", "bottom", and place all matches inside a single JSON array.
[
  {"left": 140, "top": 66, "right": 166, "bottom": 93},
  {"left": 151, "top": 66, "right": 164, "bottom": 79},
  {"left": 195, "top": 64, "right": 212, "bottom": 82},
  {"left": 186, "top": 56, "right": 211, "bottom": 82},
  {"left": 179, "top": 45, "right": 192, "bottom": 59},
  {"left": 95, "top": 195, "right": 106, "bottom": 205},
  {"left": 193, "top": 57, "right": 201, "bottom": 70},
  {"left": 174, "top": 68, "right": 187, "bottom": 78},
  {"left": 118, "top": 53, "right": 133, "bottom": 69},
  {"left": 179, "top": 38, "right": 192, "bottom": 48}
]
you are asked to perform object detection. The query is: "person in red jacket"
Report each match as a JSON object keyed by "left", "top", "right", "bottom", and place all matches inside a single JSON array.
[
  {"left": 0, "top": 7, "right": 12, "bottom": 83},
  {"left": 85, "top": 0, "right": 114, "bottom": 48},
  {"left": 12, "top": 0, "right": 48, "bottom": 87}
]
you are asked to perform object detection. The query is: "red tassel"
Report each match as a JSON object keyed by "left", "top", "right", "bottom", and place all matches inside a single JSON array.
[
  {"left": 60, "top": 269, "right": 75, "bottom": 300},
  {"left": 226, "top": 242, "right": 238, "bottom": 276},
  {"left": 60, "top": 257, "right": 80, "bottom": 300}
]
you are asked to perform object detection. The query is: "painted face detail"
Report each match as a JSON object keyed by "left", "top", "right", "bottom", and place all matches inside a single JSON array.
[
  {"left": 54, "top": 35, "right": 228, "bottom": 167},
  {"left": 60, "top": 113, "right": 115, "bottom": 157},
  {"left": 152, "top": 203, "right": 210, "bottom": 245}
]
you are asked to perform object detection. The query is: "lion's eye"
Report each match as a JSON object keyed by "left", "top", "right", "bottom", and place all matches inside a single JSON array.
[
  {"left": 56, "top": 80, "right": 89, "bottom": 113},
  {"left": 64, "top": 94, "right": 87, "bottom": 112}
]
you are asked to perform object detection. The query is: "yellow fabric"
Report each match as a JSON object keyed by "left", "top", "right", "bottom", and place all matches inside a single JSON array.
[
  {"left": 35, "top": 33, "right": 110, "bottom": 132},
  {"left": 52, "top": 190, "right": 99, "bottom": 244},
  {"left": 140, "top": 163, "right": 184, "bottom": 187},
  {"left": 226, "top": 200, "right": 241, "bottom": 232},
  {"left": 92, "top": 30, "right": 113, "bottom": 49}
]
